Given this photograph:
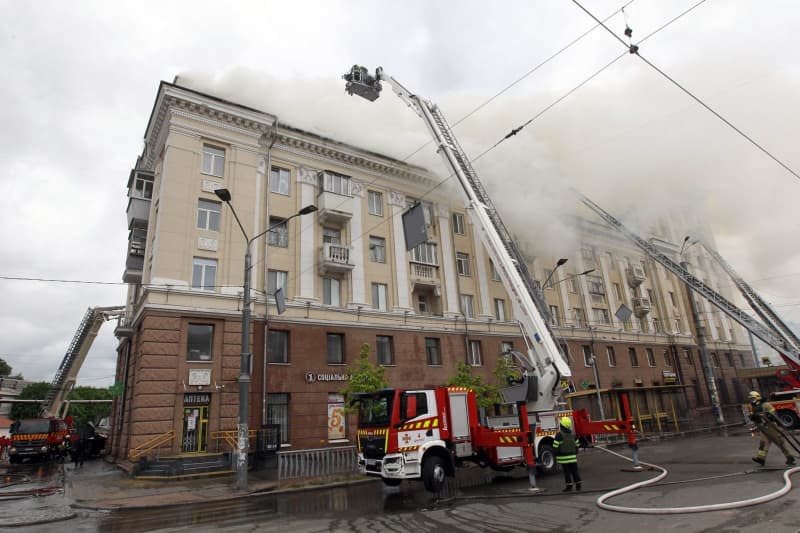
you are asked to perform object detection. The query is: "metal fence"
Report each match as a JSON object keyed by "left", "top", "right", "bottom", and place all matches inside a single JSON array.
[{"left": 277, "top": 445, "right": 358, "bottom": 482}]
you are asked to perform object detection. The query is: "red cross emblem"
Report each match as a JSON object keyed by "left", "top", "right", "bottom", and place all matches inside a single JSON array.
[{"left": 402, "top": 432, "right": 411, "bottom": 444}]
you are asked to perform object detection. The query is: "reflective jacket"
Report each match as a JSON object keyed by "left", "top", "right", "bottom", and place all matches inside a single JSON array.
[{"left": 554, "top": 428, "right": 578, "bottom": 464}]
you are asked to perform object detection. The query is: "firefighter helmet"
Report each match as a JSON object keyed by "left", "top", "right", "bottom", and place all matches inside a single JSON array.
[
  {"left": 560, "top": 416, "right": 572, "bottom": 429},
  {"left": 748, "top": 391, "right": 762, "bottom": 402}
]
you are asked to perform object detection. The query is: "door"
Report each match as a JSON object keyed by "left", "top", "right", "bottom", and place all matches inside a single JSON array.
[{"left": 181, "top": 405, "right": 209, "bottom": 453}]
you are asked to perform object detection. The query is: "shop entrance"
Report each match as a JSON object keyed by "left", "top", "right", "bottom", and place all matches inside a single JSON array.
[{"left": 182, "top": 393, "right": 210, "bottom": 453}]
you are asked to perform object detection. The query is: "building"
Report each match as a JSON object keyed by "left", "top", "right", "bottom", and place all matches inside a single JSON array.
[{"left": 110, "top": 81, "right": 754, "bottom": 461}]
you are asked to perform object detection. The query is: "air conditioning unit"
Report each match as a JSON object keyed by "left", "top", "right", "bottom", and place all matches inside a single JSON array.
[{"left": 627, "top": 265, "right": 646, "bottom": 287}]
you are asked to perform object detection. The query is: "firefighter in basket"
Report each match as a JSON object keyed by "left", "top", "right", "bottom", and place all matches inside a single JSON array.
[
  {"left": 554, "top": 416, "right": 582, "bottom": 491},
  {"left": 748, "top": 390, "right": 795, "bottom": 466}
]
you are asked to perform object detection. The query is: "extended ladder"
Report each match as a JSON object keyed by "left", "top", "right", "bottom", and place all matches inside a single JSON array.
[
  {"left": 42, "top": 306, "right": 125, "bottom": 417},
  {"left": 576, "top": 191, "right": 800, "bottom": 371}
]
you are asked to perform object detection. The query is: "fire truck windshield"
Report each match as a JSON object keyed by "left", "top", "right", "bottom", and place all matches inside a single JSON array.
[
  {"left": 15, "top": 419, "right": 52, "bottom": 434},
  {"left": 357, "top": 393, "right": 393, "bottom": 427}
]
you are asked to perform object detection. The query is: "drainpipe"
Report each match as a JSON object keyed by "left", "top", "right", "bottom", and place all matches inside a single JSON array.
[{"left": 261, "top": 121, "right": 278, "bottom": 427}]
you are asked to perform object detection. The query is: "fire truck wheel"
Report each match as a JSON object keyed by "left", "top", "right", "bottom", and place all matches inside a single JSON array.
[
  {"left": 422, "top": 455, "right": 446, "bottom": 492},
  {"left": 9, "top": 455, "right": 21, "bottom": 464},
  {"left": 382, "top": 477, "right": 402, "bottom": 487},
  {"left": 776, "top": 410, "right": 799, "bottom": 429},
  {"left": 536, "top": 444, "right": 557, "bottom": 475}
]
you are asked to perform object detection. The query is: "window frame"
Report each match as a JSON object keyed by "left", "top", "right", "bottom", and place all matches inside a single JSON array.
[
  {"left": 582, "top": 345, "right": 593, "bottom": 367},
  {"left": 456, "top": 252, "right": 471, "bottom": 276},
  {"left": 411, "top": 242, "right": 438, "bottom": 265},
  {"left": 267, "top": 217, "right": 288, "bottom": 247},
  {"left": 327, "top": 333, "right": 345, "bottom": 364},
  {"left": 494, "top": 298, "right": 506, "bottom": 321},
  {"left": 267, "top": 270, "right": 288, "bottom": 295},
  {"left": 367, "top": 190, "right": 383, "bottom": 216},
  {"left": 646, "top": 348, "right": 656, "bottom": 367},
  {"left": 267, "top": 330, "right": 289, "bottom": 363},
  {"left": 187, "top": 324, "right": 214, "bottom": 361},
  {"left": 323, "top": 277, "right": 341, "bottom": 306},
  {"left": 425, "top": 338, "right": 442, "bottom": 366},
  {"left": 468, "top": 340, "right": 482, "bottom": 367},
  {"left": 372, "top": 283, "right": 388, "bottom": 311},
  {"left": 266, "top": 392, "right": 290, "bottom": 445},
  {"left": 376, "top": 335, "right": 395, "bottom": 366},
  {"left": 460, "top": 294, "right": 474, "bottom": 319},
  {"left": 191, "top": 257, "right": 217, "bottom": 291},
  {"left": 452, "top": 212, "right": 466, "bottom": 235},
  {"left": 133, "top": 176, "right": 153, "bottom": 199},
  {"left": 197, "top": 199, "right": 221, "bottom": 231},
  {"left": 270, "top": 166, "right": 291, "bottom": 196},
  {"left": 629, "top": 347, "right": 640, "bottom": 367},
  {"left": 369, "top": 236, "right": 386, "bottom": 263},
  {"left": 607, "top": 346, "right": 617, "bottom": 367},
  {"left": 201, "top": 144, "right": 225, "bottom": 177}
]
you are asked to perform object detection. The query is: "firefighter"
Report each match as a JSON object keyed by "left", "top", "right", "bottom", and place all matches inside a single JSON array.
[
  {"left": 749, "top": 390, "right": 795, "bottom": 466},
  {"left": 554, "top": 416, "right": 581, "bottom": 491}
]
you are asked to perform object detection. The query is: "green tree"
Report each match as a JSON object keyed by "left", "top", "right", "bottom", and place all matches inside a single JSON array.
[
  {"left": 338, "top": 343, "right": 389, "bottom": 413},
  {"left": 9, "top": 382, "right": 50, "bottom": 420},
  {"left": 447, "top": 362, "right": 500, "bottom": 410},
  {"left": 0, "top": 356, "right": 12, "bottom": 377},
  {"left": 66, "top": 386, "right": 113, "bottom": 428}
]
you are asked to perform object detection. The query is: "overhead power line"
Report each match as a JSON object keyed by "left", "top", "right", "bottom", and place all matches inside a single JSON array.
[{"left": 571, "top": 0, "right": 800, "bottom": 182}]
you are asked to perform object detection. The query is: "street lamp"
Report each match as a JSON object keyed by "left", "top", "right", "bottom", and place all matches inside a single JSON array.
[
  {"left": 549, "top": 268, "right": 596, "bottom": 289},
  {"left": 541, "top": 258, "right": 568, "bottom": 289},
  {"left": 215, "top": 188, "right": 317, "bottom": 491}
]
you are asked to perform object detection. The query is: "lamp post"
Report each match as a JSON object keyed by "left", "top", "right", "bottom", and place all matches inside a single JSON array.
[
  {"left": 548, "top": 268, "right": 595, "bottom": 289},
  {"left": 215, "top": 188, "right": 317, "bottom": 491},
  {"left": 541, "top": 258, "right": 569, "bottom": 290}
]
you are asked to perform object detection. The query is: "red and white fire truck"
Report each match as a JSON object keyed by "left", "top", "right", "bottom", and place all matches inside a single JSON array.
[{"left": 344, "top": 66, "right": 637, "bottom": 492}]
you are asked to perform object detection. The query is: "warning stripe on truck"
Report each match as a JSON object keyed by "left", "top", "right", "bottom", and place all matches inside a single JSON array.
[{"left": 399, "top": 418, "right": 439, "bottom": 431}]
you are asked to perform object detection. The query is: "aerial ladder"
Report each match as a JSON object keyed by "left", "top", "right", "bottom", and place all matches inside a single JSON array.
[
  {"left": 42, "top": 305, "right": 125, "bottom": 417},
  {"left": 575, "top": 192, "right": 800, "bottom": 391},
  {"left": 344, "top": 65, "right": 638, "bottom": 432}
]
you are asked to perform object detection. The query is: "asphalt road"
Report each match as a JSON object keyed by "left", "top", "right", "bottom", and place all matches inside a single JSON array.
[{"left": 2, "top": 429, "right": 800, "bottom": 532}]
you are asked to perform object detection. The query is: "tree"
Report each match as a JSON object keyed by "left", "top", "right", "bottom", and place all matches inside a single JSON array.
[
  {"left": 0, "top": 357, "right": 11, "bottom": 377},
  {"left": 66, "top": 386, "right": 113, "bottom": 428},
  {"left": 9, "top": 382, "right": 50, "bottom": 420},
  {"left": 447, "top": 362, "right": 501, "bottom": 410},
  {"left": 338, "top": 343, "right": 389, "bottom": 412}
]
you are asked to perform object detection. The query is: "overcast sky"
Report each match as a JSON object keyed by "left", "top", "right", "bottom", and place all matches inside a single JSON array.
[{"left": 1, "top": 0, "right": 798, "bottom": 386}]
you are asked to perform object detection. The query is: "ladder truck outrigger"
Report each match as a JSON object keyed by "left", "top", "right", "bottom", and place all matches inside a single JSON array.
[
  {"left": 576, "top": 192, "right": 800, "bottom": 429},
  {"left": 343, "top": 66, "right": 638, "bottom": 492}
]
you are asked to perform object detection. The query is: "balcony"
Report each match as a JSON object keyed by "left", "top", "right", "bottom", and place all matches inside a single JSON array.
[
  {"left": 127, "top": 196, "right": 151, "bottom": 229},
  {"left": 317, "top": 191, "right": 353, "bottom": 224},
  {"left": 319, "top": 243, "right": 354, "bottom": 274},
  {"left": 627, "top": 265, "right": 646, "bottom": 287},
  {"left": 410, "top": 263, "right": 441, "bottom": 293},
  {"left": 633, "top": 297, "right": 651, "bottom": 317}
]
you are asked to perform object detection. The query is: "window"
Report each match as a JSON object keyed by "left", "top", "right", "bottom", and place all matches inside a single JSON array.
[
  {"left": 267, "top": 393, "right": 289, "bottom": 445},
  {"left": 587, "top": 276, "right": 604, "bottom": 295},
  {"left": 684, "top": 348, "right": 694, "bottom": 365},
  {"left": 452, "top": 212, "right": 466, "bottom": 235},
  {"left": 133, "top": 175, "right": 153, "bottom": 199},
  {"left": 549, "top": 305, "right": 560, "bottom": 327},
  {"left": 418, "top": 294, "right": 429, "bottom": 314},
  {"left": 674, "top": 318, "right": 682, "bottom": 332},
  {"left": 581, "top": 246, "right": 594, "bottom": 262},
  {"left": 653, "top": 318, "right": 663, "bottom": 333},
  {"left": 647, "top": 289, "right": 655, "bottom": 306},
  {"left": 460, "top": 294, "right": 474, "bottom": 318},
  {"left": 400, "top": 392, "right": 429, "bottom": 420},
  {"left": 328, "top": 394, "right": 346, "bottom": 441},
  {"left": 629, "top": 347, "right": 639, "bottom": 367},
  {"left": 607, "top": 346, "right": 617, "bottom": 367},
  {"left": 268, "top": 330, "right": 289, "bottom": 363},
  {"left": 322, "top": 227, "right": 341, "bottom": 244},
  {"left": 187, "top": 324, "right": 213, "bottom": 361},
  {"left": 468, "top": 340, "right": 482, "bottom": 366},
  {"left": 411, "top": 242, "right": 438, "bottom": 265},
  {"left": 320, "top": 171, "right": 351, "bottom": 196},
  {"left": 372, "top": 283, "right": 388, "bottom": 311},
  {"left": 646, "top": 348, "right": 656, "bottom": 367},
  {"left": 567, "top": 278, "right": 578, "bottom": 293},
  {"left": 726, "top": 352, "right": 734, "bottom": 367},
  {"left": 270, "top": 166, "right": 290, "bottom": 195},
  {"left": 494, "top": 299, "right": 506, "bottom": 321},
  {"left": 456, "top": 252, "right": 471, "bottom": 276},
  {"left": 501, "top": 341, "right": 514, "bottom": 355},
  {"left": 664, "top": 350, "right": 672, "bottom": 367},
  {"left": 323, "top": 278, "right": 340, "bottom": 306},
  {"left": 594, "top": 308, "right": 610, "bottom": 324},
  {"left": 201, "top": 145, "right": 225, "bottom": 177},
  {"left": 574, "top": 308, "right": 585, "bottom": 328},
  {"left": 369, "top": 236, "right": 386, "bottom": 263},
  {"left": 327, "top": 333, "right": 345, "bottom": 364},
  {"left": 267, "top": 217, "right": 288, "bottom": 247},
  {"left": 197, "top": 199, "right": 221, "bottom": 231},
  {"left": 582, "top": 345, "right": 593, "bottom": 367},
  {"left": 712, "top": 352, "right": 720, "bottom": 367},
  {"left": 425, "top": 338, "right": 442, "bottom": 366},
  {"left": 639, "top": 317, "right": 649, "bottom": 333},
  {"left": 490, "top": 260, "right": 501, "bottom": 281},
  {"left": 377, "top": 336, "right": 394, "bottom": 365},
  {"left": 669, "top": 291, "right": 677, "bottom": 307},
  {"left": 613, "top": 283, "right": 622, "bottom": 300},
  {"left": 368, "top": 190, "right": 383, "bottom": 216},
  {"left": 191, "top": 258, "right": 217, "bottom": 290},
  {"left": 739, "top": 353, "right": 745, "bottom": 367},
  {"left": 543, "top": 269, "right": 553, "bottom": 289},
  {"left": 267, "top": 270, "right": 288, "bottom": 295}
]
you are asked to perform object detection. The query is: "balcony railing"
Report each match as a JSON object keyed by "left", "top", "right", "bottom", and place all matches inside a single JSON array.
[
  {"left": 633, "top": 297, "right": 651, "bottom": 317},
  {"left": 319, "top": 243, "right": 354, "bottom": 274}
]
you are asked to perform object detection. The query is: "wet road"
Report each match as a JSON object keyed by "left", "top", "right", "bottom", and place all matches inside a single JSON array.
[{"left": 3, "top": 432, "right": 800, "bottom": 532}]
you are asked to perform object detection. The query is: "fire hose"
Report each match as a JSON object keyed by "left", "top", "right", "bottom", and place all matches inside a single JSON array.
[{"left": 595, "top": 445, "right": 800, "bottom": 514}]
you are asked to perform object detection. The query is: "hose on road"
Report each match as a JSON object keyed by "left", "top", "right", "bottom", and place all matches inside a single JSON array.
[{"left": 595, "top": 445, "right": 800, "bottom": 514}]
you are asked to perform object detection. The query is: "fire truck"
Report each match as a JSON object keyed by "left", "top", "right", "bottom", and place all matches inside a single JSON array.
[
  {"left": 8, "top": 417, "right": 72, "bottom": 464},
  {"left": 767, "top": 389, "right": 800, "bottom": 429},
  {"left": 344, "top": 66, "right": 637, "bottom": 492}
]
